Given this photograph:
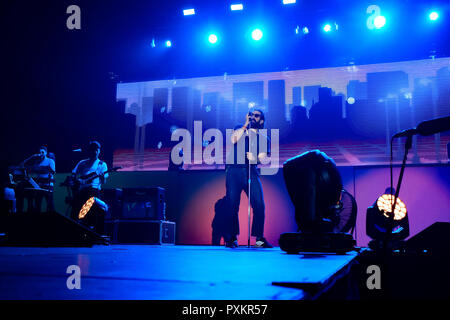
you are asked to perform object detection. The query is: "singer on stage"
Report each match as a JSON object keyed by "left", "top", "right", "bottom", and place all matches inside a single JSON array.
[{"left": 224, "top": 109, "right": 272, "bottom": 248}]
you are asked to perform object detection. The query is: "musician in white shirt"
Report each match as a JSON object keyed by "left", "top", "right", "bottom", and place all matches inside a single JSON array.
[{"left": 70, "top": 141, "right": 108, "bottom": 233}]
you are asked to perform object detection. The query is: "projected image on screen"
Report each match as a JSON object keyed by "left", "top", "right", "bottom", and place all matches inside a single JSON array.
[{"left": 115, "top": 57, "right": 450, "bottom": 171}]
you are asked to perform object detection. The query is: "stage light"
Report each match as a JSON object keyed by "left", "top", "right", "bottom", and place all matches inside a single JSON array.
[
  {"left": 377, "top": 194, "right": 407, "bottom": 220},
  {"left": 170, "top": 125, "right": 178, "bottom": 134},
  {"left": 151, "top": 38, "right": 156, "bottom": 48},
  {"left": 183, "top": 9, "right": 195, "bottom": 16},
  {"left": 366, "top": 190, "right": 409, "bottom": 250},
  {"left": 297, "top": 26, "right": 309, "bottom": 34},
  {"left": 251, "top": 29, "right": 263, "bottom": 41},
  {"left": 208, "top": 34, "right": 218, "bottom": 44},
  {"left": 429, "top": 11, "right": 439, "bottom": 21},
  {"left": 279, "top": 150, "right": 356, "bottom": 254},
  {"left": 283, "top": 150, "right": 344, "bottom": 233},
  {"left": 283, "top": 0, "right": 296, "bottom": 4},
  {"left": 374, "top": 15, "right": 386, "bottom": 29},
  {"left": 79, "top": 197, "right": 108, "bottom": 220},
  {"left": 165, "top": 40, "right": 172, "bottom": 47},
  {"left": 347, "top": 97, "right": 355, "bottom": 105},
  {"left": 323, "top": 24, "right": 332, "bottom": 32},
  {"left": 230, "top": 4, "right": 243, "bottom": 11}
]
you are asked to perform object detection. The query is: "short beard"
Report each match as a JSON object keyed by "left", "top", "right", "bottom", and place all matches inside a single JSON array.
[{"left": 250, "top": 120, "right": 263, "bottom": 129}]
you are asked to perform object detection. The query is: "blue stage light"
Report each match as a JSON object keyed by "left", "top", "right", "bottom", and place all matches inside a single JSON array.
[
  {"left": 183, "top": 9, "right": 195, "bottom": 16},
  {"left": 283, "top": 0, "right": 296, "bottom": 4},
  {"left": 323, "top": 24, "right": 332, "bottom": 32},
  {"left": 251, "top": 29, "right": 263, "bottom": 41},
  {"left": 303, "top": 27, "right": 309, "bottom": 34},
  {"left": 230, "top": 4, "right": 243, "bottom": 11},
  {"left": 374, "top": 15, "right": 386, "bottom": 29},
  {"left": 208, "top": 34, "right": 218, "bottom": 44},
  {"left": 165, "top": 40, "right": 172, "bottom": 47},
  {"left": 429, "top": 11, "right": 439, "bottom": 21}
]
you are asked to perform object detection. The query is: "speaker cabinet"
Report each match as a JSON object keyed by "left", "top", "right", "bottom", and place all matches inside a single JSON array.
[
  {"left": 105, "top": 219, "right": 175, "bottom": 245},
  {"left": 406, "top": 222, "right": 450, "bottom": 254},
  {"left": 121, "top": 187, "right": 166, "bottom": 220}
]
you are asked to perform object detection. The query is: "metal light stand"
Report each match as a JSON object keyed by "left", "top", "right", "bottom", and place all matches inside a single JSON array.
[{"left": 384, "top": 135, "right": 412, "bottom": 251}]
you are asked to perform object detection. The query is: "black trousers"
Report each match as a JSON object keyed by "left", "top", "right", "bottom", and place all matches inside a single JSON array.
[{"left": 225, "top": 166, "right": 265, "bottom": 239}]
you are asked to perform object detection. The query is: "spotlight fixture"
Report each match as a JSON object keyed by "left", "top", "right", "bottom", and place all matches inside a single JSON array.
[
  {"left": 183, "top": 9, "right": 195, "bottom": 16},
  {"left": 208, "top": 34, "right": 218, "bottom": 44},
  {"left": 230, "top": 4, "right": 243, "bottom": 11},
  {"left": 79, "top": 197, "right": 108, "bottom": 220},
  {"left": 323, "top": 24, "right": 332, "bottom": 32},
  {"left": 429, "top": 11, "right": 439, "bottom": 21},
  {"left": 283, "top": 0, "right": 296, "bottom": 4},
  {"left": 165, "top": 40, "right": 172, "bottom": 47},
  {"left": 296, "top": 26, "right": 309, "bottom": 35},
  {"left": 374, "top": 15, "right": 386, "bottom": 29},
  {"left": 251, "top": 28, "right": 263, "bottom": 41},
  {"left": 366, "top": 190, "right": 409, "bottom": 250},
  {"left": 279, "top": 150, "right": 356, "bottom": 254},
  {"left": 377, "top": 194, "right": 407, "bottom": 221}
]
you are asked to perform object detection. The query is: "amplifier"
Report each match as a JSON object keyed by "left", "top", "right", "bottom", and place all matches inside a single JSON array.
[
  {"left": 102, "top": 188, "right": 123, "bottom": 220},
  {"left": 121, "top": 187, "right": 166, "bottom": 220},
  {"left": 105, "top": 219, "right": 175, "bottom": 245}
]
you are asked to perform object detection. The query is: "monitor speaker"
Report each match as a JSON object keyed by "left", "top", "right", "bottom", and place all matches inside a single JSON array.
[{"left": 406, "top": 222, "right": 450, "bottom": 254}]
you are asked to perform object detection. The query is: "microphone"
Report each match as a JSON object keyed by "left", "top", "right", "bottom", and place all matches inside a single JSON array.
[
  {"left": 392, "top": 116, "right": 450, "bottom": 139},
  {"left": 392, "top": 128, "right": 418, "bottom": 139},
  {"left": 72, "top": 148, "right": 82, "bottom": 152},
  {"left": 416, "top": 115, "right": 450, "bottom": 136}
]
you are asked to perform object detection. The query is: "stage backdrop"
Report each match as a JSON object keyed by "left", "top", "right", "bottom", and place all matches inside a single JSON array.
[{"left": 114, "top": 57, "right": 450, "bottom": 171}]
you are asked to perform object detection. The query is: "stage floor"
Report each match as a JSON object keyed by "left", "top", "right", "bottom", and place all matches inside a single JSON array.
[{"left": 0, "top": 245, "right": 358, "bottom": 300}]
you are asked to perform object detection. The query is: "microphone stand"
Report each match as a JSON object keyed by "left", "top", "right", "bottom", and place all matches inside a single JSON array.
[{"left": 385, "top": 134, "right": 412, "bottom": 251}]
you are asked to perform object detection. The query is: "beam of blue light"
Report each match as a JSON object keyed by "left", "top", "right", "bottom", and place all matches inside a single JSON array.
[{"left": 183, "top": 9, "right": 195, "bottom": 16}]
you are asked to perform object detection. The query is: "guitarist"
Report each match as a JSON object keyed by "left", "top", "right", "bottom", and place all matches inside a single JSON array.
[{"left": 70, "top": 141, "right": 108, "bottom": 232}]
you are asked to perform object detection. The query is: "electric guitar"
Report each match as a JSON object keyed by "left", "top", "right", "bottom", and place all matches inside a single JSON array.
[{"left": 72, "top": 166, "right": 121, "bottom": 192}]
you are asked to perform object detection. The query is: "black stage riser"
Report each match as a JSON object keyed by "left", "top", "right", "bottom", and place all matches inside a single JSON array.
[{"left": 0, "top": 211, "right": 108, "bottom": 247}]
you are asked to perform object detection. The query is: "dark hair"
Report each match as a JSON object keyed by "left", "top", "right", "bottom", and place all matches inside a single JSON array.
[
  {"left": 39, "top": 146, "right": 47, "bottom": 153},
  {"left": 88, "top": 141, "right": 101, "bottom": 150}
]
